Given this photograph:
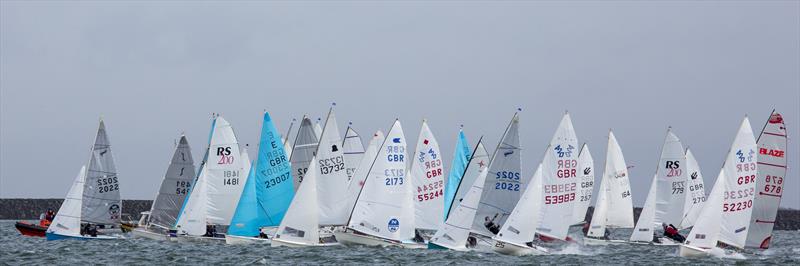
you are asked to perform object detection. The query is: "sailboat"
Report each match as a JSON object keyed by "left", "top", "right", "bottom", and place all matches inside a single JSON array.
[
  {"left": 173, "top": 116, "right": 250, "bottom": 242},
  {"left": 444, "top": 128, "right": 471, "bottom": 219},
  {"left": 470, "top": 112, "right": 526, "bottom": 246},
  {"left": 342, "top": 123, "right": 366, "bottom": 180},
  {"left": 132, "top": 135, "right": 196, "bottom": 240},
  {"left": 334, "top": 120, "right": 424, "bottom": 248},
  {"left": 410, "top": 120, "right": 445, "bottom": 236},
  {"left": 536, "top": 113, "right": 579, "bottom": 241},
  {"left": 680, "top": 116, "right": 758, "bottom": 257},
  {"left": 746, "top": 111, "right": 787, "bottom": 249},
  {"left": 583, "top": 130, "right": 635, "bottom": 245},
  {"left": 678, "top": 148, "right": 706, "bottom": 229},
  {"left": 492, "top": 163, "right": 548, "bottom": 255},
  {"left": 344, "top": 131, "right": 385, "bottom": 218},
  {"left": 571, "top": 144, "right": 595, "bottom": 225},
  {"left": 630, "top": 128, "right": 688, "bottom": 245},
  {"left": 47, "top": 120, "right": 124, "bottom": 240},
  {"left": 429, "top": 165, "right": 490, "bottom": 251},
  {"left": 225, "top": 111, "right": 295, "bottom": 244},
  {"left": 289, "top": 116, "right": 319, "bottom": 191}
]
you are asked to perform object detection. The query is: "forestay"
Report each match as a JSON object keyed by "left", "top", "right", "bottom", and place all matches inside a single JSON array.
[
  {"left": 685, "top": 117, "right": 757, "bottom": 250},
  {"left": 290, "top": 117, "right": 319, "bottom": 191},
  {"left": 537, "top": 114, "right": 579, "bottom": 240},
  {"left": 571, "top": 144, "right": 594, "bottom": 224},
  {"left": 315, "top": 108, "right": 350, "bottom": 225},
  {"left": 495, "top": 164, "right": 543, "bottom": 246},
  {"left": 274, "top": 158, "right": 322, "bottom": 245},
  {"left": 47, "top": 166, "right": 87, "bottom": 237},
  {"left": 342, "top": 125, "right": 366, "bottom": 180},
  {"left": 679, "top": 148, "right": 706, "bottom": 229},
  {"left": 747, "top": 111, "right": 787, "bottom": 249},
  {"left": 411, "top": 120, "right": 445, "bottom": 231},
  {"left": 472, "top": 113, "right": 525, "bottom": 237},
  {"left": 149, "top": 135, "right": 196, "bottom": 229},
  {"left": 82, "top": 120, "right": 122, "bottom": 225},
  {"left": 430, "top": 167, "right": 490, "bottom": 250},
  {"left": 444, "top": 129, "right": 471, "bottom": 219},
  {"left": 348, "top": 120, "right": 414, "bottom": 241}
]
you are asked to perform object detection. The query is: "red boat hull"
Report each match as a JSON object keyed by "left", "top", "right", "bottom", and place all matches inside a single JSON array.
[{"left": 15, "top": 221, "right": 48, "bottom": 237}]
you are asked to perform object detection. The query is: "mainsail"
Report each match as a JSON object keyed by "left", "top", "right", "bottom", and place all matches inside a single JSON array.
[
  {"left": 448, "top": 140, "right": 489, "bottom": 219},
  {"left": 571, "top": 144, "right": 594, "bottom": 224},
  {"left": 536, "top": 113, "right": 579, "bottom": 240},
  {"left": 344, "top": 131, "right": 384, "bottom": 218},
  {"left": 315, "top": 108, "right": 350, "bottom": 225},
  {"left": 47, "top": 166, "right": 87, "bottom": 237},
  {"left": 430, "top": 167, "right": 490, "bottom": 250},
  {"left": 444, "top": 129, "right": 471, "bottom": 218},
  {"left": 81, "top": 120, "right": 122, "bottom": 225},
  {"left": 342, "top": 124, "right": 366, "bottom": 180},
  {"left": 587, "top": 131, "right": 634, "bottom": 238},
  {"left": 471, "top": 113, "right": 525, "bottom": 237},
  {"left": 289, "top": 116, "right": 319, "bottom": 191},
  {"left": 410, "top": 120, "right": 445, "bottom": 231},
  {"left": 347, "top": 120, "right": 414, "bottom": 241},
  {"left": 495, "top": 164, "right": 544, "bottom": 247},
  {"left": 747, "top": 111, "right": 787, "bottom": 249},
  {"left": 679, "top": 148, "right": 706, "bottom": 229},
  {"left": 273, "top": 158, "right": 322, "bottom": 245},
  {"left": 148, "top": 135, "right": 196, "bottom": 229}
]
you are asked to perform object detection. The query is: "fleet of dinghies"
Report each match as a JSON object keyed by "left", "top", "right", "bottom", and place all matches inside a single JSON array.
[{"left": 35, "top": 108, "right": 789, "bottom": 259}]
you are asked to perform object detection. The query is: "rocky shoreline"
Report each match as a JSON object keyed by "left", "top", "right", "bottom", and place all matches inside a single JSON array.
[{"left": 2, "top": 198, "right": 798, "bottom": 230}]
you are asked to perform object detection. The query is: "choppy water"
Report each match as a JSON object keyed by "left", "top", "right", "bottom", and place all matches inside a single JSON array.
[{"left": 2, "top": 220, "right": 799, "bottom": 265}]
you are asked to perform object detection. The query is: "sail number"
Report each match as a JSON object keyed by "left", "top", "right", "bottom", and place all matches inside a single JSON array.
[
  {"left": 175, "top": 181, "right": 191, "bottom": 195},
  {"left": 265, "top": 173, "right": 290, "bottom": 188},
  {"left": 97, "top": 176, "right": 119, "bottom": 194},
  {"left": 384, "top": 168, "right": 404, "bottom": 186},
  {"left": 723, "top": 199, "right": 753, "bottom": 212},
  {"left": 671, "top": 181, "right": 685, "bottom": 194},
  {"left": 545, "top": 192, "right": 576, "bottom": 204},
  {"left": 319, "top": 156, "right": 345, "bottom": 175},
  {"left": 416, "top": 180, "right": 444, "bottom": 202},
  {"left": 763, "top": 175, "right": 783, "bottom": 195},
  {"left": 223, "top": 170, "right": 240, "bottom": 186}
]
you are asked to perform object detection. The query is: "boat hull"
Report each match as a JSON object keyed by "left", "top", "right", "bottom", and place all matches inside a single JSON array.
[
  {"left": 175, "top": 234, "right": 226, "bottom": 243},
  {"left": 15, "top": 221, "right": 47, "bottom": 237},
  {"left": 46, "top": 232, "right": 122, "bottom": 241},
  {"left": 333, "top": 231, "right": 425, "bottom": 249},
  {"left": 492, "top": 240, "right": 548, "bottom": 256},
  {"left": 131, "top": 228, "right": 169, "bottom": 241},
  {"left": 225, "top": 234, "right": 271, "bottom": 245},
  {"left": 582, "top": 237, "right": 628, "bottom": 246},
  {"left": 679, "top": 244, "right": 710, "bottom": 257},
  {"left": 270, "top": 237, "right": 341, "bottom": 248}
]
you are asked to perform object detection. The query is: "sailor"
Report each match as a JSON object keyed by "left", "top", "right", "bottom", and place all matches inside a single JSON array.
[{"left": 483, "top": 214, "right": 501, "bottom": 234}]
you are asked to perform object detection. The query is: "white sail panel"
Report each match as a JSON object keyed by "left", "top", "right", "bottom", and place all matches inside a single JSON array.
[
  {"left": 472, "top": 113, "right": 525, "bottom": 237},
  {"left": 204, "top": 116, "right": 248, "bottom": 226},
  {"left": 603, "top": 131, "right": 634, "bottom": 228},
  {"left": 495, "top": 164, "right": 543, "bottom": 246},
  {"left": 273, "top": 158, "right": 321, "bottom": 245},
  {"left": 684, "top": 171, "right": 726, "bottom": 249},
  {"left": 747, "top": 111, "right": 787, "bottom": 249},
  {"left": 450, "top": 141, "right": 489, "bottom": 216},
  {"left": 81, "top": 120, "right": 122, "bottom": 225},
  {"left": 345, "top": 131, "right": 384, "bottom": 218},
  {"left": 572, "top": 144, "right": 594, "bottom": 224},
  {"left": 349, "top": 120, "right": 414, "bottom": 241},
  {"left": 315, "top": 109, "right": 350, "bottom": 225},
  {"left": 430, "top": 167, "right": 490, "bottom": 249},
  {"left": 654, "top": 130, "right": 687, "bottom": 227},
  {"left": 48, "top": 166, "right": 87, "bottom": 237},
  {"left": 174, "top": 168, "right": 208, "bottom": 235},
  {"left": 290, "top": 117, "right": 319, "bottom": 191},
  {"left": 680, "top": 148, "right": 706, "bottom": 229},
  {"left": 411, "top": 121, "right": 445, "bottom": 230},
  {"left": 718, "top": 117, "right": 758, "bottom": 248},
  {"left": 537, "top": 114, "right": 579, "bottom": 240},
  {"left": 342, "top": 126, "right": 366, "bottom": 180},
  {"left": 314, "top": 119, "right": 323, "bottom": 139},
  {"left": 149, "top": 135, "right": 196, "bottom": 229},
  {"left": 630, "top": 175, "right": 657, "bottom": 242},
  {"left": 587, "top": 171, "right": 609, "bottom": 238}
]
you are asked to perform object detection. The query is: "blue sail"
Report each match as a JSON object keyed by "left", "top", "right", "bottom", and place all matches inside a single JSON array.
[
  {"left": 174, "top": 117, "right": 217, "bottom": 227},
  {"left": 443, "top": 129, "right": 470, "bottom": 218},
  {"left": 256, "top": 112, "right": 295, "bottom": 226},
  {"left": 228, "top": 164, "right": 263, "bottom": 236}
]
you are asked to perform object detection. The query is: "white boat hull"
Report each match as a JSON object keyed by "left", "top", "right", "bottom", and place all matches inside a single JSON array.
[
  {"left": 679, "top": 244, "right": 710, "bottom": 257},
  {"left": 225, "top": 234, "right": 271, "bottom": 245},
  {"left": 582, "top": 237, "right": 628, "bottom": 246},
  {"left": 628, "top": 237, "right": 680, "bottom": 246},
  {"left": 492, "top": 240, "right": 548, "bottom": 256},
  {"left": 270, "top": 237, "right": 341, "bottom": 248},
  {"left": 175, "top": 234, "right": 226, "bottom": 243},
  {"left": 131, "top": 228, "right": 168, "bottom": 241},
  {"left": 333, "top": 231, "right": 425, "bottom": 249}
]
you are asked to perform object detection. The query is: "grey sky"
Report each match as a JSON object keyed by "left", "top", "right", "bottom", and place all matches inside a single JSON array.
[{"left": 1, "top": 1, "right": 798, "bottom": 208}]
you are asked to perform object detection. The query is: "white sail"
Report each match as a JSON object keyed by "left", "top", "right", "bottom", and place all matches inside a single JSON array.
[
  {"left": 47, "top": 166, "right": 87, "bottom": 237},
  {"left": 273, "top": 158, "right": 321, "bottom": 245},
  {"left": 81, "top": 120, "right": 122, "bottom": 225},
  {"left": 447, "top": 140, "right": 489, "bottom": 219},
  {"left": 587, "top": 131, "right": 634, "bottom": 237},
  {"left": 630, "top": 175, "right": 657, "bottom": 242},
  {"left": 290, "top": 116, "right": 319, "bottom": 191},
  {"left": 472, "top": 113, "right": 525, "bottom": 237},
  {"left": 572, "top": 144, "right": 595, "bottom": 224},
  {"left": 685, "top": 117, "right": 758, "bottom": 249},
  {"left": 315, "top": 108, "right": 350, "bottom": 225},
  {"left": 174, "top": 168, "right": 208, "bottom": 235},
  {"left": 430, "top": 167, "right": 490, "bottom": 249},
  {"left": 344, "top": 131, "right": 384, "bottom": 218},
  {"left": 680, "top": 148, "right": 706, "bottom": 229},
  {"left": 348, "top": 120, "right": 414, "bottom": 241},
  {"left": 410, "top": 120, "right": 445, "bottom": 231},
  {"left": 747, "top": 111, "right": 787, "bottom": 249},
  {"left": 314, "top": 119, "right": 323, "bottom": 139},
  {"left": 495, "top": 163, "right": 543, "bottom": 246},
  {"left": 204, "top": 117, "right": 249, "bottom": 226},
  {"left": 148, "top": 135, "right": 196, "bottom": 229},
  {"left": 653, "top": 129, "right": 687, "bottom": 228},
  {"left": 342, "top": 125, "right": 366, "bottom": 180},
  {"left": 537, "top": 114, "right": 579, "bottom": 240},
  {"left": 284, "top": 139, "right": 293, "bottom": 160}
]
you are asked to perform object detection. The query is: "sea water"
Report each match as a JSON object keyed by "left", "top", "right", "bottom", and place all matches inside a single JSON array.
[{"left": 2, "top": 220, "right": 798, "bottom": 265}]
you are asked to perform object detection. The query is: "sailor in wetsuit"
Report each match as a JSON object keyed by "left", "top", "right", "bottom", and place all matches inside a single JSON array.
[{"left": 484, "top": 214, "right": 501, "bottom": 234}]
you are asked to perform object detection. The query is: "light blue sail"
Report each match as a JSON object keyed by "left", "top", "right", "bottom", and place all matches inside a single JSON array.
[
  {"left": 228, "top": 163, "right": 264, "bottom": 236},
  {"left": 174, "top": 116, "right": 217, "bottom": 227},
  {"left": 443, "top": 129, "right": 470, "bottom": 218}
]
